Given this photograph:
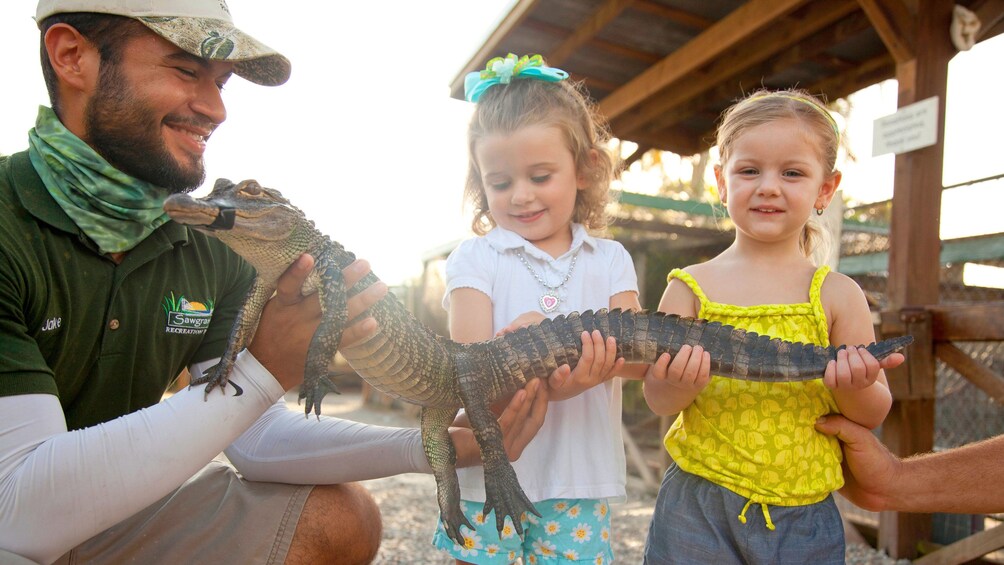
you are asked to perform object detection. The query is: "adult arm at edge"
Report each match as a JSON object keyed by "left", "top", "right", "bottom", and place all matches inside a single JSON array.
[{"left": 815, "top": 414, "right": 1004, "bottom": 514}]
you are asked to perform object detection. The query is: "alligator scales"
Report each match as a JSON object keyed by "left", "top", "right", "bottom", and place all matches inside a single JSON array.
[{"left": 164, "top": 179, "right": 912, "bottom": 544}]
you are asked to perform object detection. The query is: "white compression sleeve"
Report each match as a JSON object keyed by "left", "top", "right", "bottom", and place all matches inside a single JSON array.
[
  {"left": 188, "top": 358, "right": 432, "bottom": 483},
  {"left": 0, "top": 351, "right": 283, "bottom": 565},
  {"left": 224, "top": 400, "right": 431, "bottom": 484}
]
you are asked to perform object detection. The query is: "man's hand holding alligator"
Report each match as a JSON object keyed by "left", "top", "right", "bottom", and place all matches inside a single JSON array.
[{"left": 249, "top": 256, "right": 386, "bottom": 391}]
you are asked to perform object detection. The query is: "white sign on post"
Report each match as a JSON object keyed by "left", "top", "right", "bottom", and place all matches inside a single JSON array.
[{"left": 872, "top": 96, "right": 940, "bottom": 157}]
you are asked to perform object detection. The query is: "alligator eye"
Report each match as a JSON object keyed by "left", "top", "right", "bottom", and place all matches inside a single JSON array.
[{"left": 241, "top": 182, "right": 263, "bottom": 196}]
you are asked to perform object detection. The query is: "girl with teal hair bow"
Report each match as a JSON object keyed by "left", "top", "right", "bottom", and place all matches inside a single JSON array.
[{"left": 434, "top": 54, "right": 651, "bottom": 564}]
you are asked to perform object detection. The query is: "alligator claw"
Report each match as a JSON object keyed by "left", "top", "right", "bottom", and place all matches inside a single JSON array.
[
  {"left": 441, "top": 504, "right": 475, "bottom": 546},
  {"left": 298, "top": 375, "right": 340, "bottom": 418},
  {"left": 482, "top": 463, "right": 539, "bottom": 538},
  {"left": 189, "top": 362, "right": 232, "bottom": 398}
]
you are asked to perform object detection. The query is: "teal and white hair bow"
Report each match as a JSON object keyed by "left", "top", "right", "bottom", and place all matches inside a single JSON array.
[{"left": 464, "top": 54, "right": 569, "bottom": 102}]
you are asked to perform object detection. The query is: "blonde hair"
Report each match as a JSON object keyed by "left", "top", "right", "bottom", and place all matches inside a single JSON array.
[
  {"left": 716, "top": 88, "right": 840, "bottom": 258},
  {"left": 464, "top": 76, "right": 616, "bottom": 235}
]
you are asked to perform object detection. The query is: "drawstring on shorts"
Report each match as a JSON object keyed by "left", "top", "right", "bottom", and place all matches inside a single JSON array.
[{"left": 738, "top": 498, "right": 776, "bottom": 531}]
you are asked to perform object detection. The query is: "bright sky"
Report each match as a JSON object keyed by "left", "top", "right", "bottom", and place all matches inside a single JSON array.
[{"left": 2, "top": 2, "right": 1002, "bottom": 286}]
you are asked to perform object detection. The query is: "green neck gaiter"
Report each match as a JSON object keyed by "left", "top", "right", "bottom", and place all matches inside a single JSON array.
[{"left": 27, "top": 106, "right": 171, "bottom": 254}]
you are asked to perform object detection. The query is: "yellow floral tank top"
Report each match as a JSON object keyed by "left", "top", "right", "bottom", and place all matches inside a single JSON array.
[{"left": 663, "top": 266, "right": 842, "bottom": 506}]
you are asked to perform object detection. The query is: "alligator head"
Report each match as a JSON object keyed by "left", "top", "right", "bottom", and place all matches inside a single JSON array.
[
  {"left": 163, "top": 178, "right": 306, "bottom": 244},
  {"left": 164, "top": 177, "right": 328, "bottom": 293}
]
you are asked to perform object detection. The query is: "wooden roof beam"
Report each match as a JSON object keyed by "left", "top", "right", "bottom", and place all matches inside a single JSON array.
[
  {"left": 826, "top": 63, "right": 896, "bottom": 101},
  {"left": 643, "top": 106, "right": 719, "bottom": 146},
  {"left": 984, "top": 18, "right": 1004, "bottom": 40},
  {"left": 856, "top": 0, "right": 917, "bottom": 62},
  {"left": 522, "top": 19, "right": 663, "bottom": 64},
  {"left": 810, "top": 53, "right": 859, "bottom": 71},
  {"left": 974, "top": 0, "right": 1004, "bottom": 41},
  {"left": 636, "top": 9, "right": 873, "bottom": 136},
  {"left": 631, "top": 0, "right": 714, "bottom": 30},
  {"left": 598, "top": 0, "right": 813, "bottom": 122},
  {"left": 643, "top": 114, "right": 720, "bottom": 153},
  {"left": 611, "top": 0, "right": 859, "bottom": 135},
  {"left": 547, "top": 0, "right": 636, "bottom": 66},
  {"left": 568, "top": 73, "right": 619, "bottom": 95},
  {"left": 625, "top": 127, "right": 705, "bottom": 157},
  {"left": 807, "top": 52, "right": 896, "bottom": 101}
]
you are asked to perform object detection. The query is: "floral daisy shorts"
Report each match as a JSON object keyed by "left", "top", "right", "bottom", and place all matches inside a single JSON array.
[{"left": 432, "top": 497, "right": 615, "bottom": 564}]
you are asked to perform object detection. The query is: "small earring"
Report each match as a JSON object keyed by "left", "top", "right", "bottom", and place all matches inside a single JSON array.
[{"left": 816, "top": 207, "right": 825, "bottom": 216}]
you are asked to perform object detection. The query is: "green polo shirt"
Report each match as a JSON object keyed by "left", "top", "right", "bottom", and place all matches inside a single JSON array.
[{"left": 0, "top": 151, "right": 256, "bottom": 430}]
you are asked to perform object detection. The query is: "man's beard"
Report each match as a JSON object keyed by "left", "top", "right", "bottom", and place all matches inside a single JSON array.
[{"left": 84, "top": 64, "right": 207, "bottom": 194}]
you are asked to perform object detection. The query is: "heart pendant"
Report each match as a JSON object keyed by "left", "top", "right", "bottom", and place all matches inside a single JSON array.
[{"left": 540, "top": 293, "right": 559, "bottom": 313}]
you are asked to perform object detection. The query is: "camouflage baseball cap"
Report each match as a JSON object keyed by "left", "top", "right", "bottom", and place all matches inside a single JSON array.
[{"left": 35, "top": 0, "right": 291, "bottom": 86}]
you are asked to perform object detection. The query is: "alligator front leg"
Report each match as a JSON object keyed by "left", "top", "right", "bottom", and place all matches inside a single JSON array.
[
  {"left": 191, "top": 277, "right": 274, "bottom": 397},
  {"left": 456, "top": 352, "right": 539, "bottom": 538},
  {"left": 422, "top": 406, "right": 472, "bottom": 545},
  {"left": 299, "top": 252, "right": 348, "bottom": 418}
]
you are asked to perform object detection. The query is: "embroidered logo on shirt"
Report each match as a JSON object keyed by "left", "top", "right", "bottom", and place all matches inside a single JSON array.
[
  {"left": 162, "top": 292, "right": 214, "bottom": 335},
  {"left": 40, "top": 317, "right": 62, "bottom": 332}
]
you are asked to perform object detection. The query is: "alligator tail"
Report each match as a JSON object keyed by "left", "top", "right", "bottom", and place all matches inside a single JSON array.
[
  {"left": 863, "top": 335, "right": 914, "bottom": 361},
  {"left": 489, "top": 309, "right": 913, "bottom": 387}
]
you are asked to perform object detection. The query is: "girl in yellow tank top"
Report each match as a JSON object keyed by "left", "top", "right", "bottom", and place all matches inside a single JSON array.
[
  {"left": 665, "top": 267, "right": 840, "bottom": 506},
  {"left": 642, "top": 90, "right": 904, "bottom": 564}
]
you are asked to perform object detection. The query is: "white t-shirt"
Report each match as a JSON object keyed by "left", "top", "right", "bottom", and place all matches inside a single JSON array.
[{"left": 443, "top": 224, "right": 638, "bottom": 502}]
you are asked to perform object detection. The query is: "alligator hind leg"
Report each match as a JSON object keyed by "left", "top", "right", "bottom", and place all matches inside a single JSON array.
[
  {"left": 422, "top": 406, "right": 472, "bottom": 545},
  {"left": 455, "top": 353, "right": 539, "bottom": 538},
  {"left": 474, "top": 410, "right": 538, "bottom": 538}
]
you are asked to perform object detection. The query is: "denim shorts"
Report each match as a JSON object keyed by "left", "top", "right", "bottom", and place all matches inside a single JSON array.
[
  {"left": 432, "top": 498, "right": 615, "bottom": 564},
  {"left": 643, "top": 464, "right": 844, "bottom": 564}
]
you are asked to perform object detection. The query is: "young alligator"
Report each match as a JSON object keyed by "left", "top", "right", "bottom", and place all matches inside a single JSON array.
[{"left": 163, "top": 178, "right": 913, "bottom": 545}]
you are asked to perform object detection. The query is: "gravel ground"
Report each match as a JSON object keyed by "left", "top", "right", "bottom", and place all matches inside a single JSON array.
[{"left": 296, "top": 389, "right": 908, "bottom": 564}]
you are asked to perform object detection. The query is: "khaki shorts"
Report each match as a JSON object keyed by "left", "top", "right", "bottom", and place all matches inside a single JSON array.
[{"left": 54, "top": 460, "right": 312, "bottom": 565}]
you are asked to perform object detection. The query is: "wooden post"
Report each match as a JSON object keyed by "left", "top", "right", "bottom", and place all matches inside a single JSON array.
[
  {"left": 879, "top": 0, "right": 954, "bottom": 558},
  {"left": 879, "top": 309, "right": 935, "bottom": 554}
]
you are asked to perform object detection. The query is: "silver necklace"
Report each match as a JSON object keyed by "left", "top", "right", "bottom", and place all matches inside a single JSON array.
[{"left": 515, "top": 250, "right": 579, "bottom": 313}]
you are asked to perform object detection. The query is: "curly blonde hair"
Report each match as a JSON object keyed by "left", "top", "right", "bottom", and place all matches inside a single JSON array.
[
  {"left": 716, "top": 88, "right": 840, "bottom": 259},
  {"left": 464, "top": 75, "right": 617, "bottom": 235}
]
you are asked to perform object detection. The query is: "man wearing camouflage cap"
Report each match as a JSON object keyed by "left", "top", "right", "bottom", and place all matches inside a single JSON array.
[{"left": 0, "top": 1, "right": 548, "bottom": 563}]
